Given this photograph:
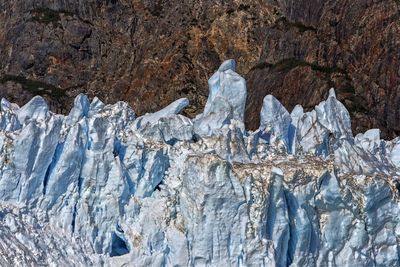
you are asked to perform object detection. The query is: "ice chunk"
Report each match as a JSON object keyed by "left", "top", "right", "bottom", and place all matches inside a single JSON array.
[
  {"left": 384, "top": 137, "right": 400, "bottom": 168},
  {"left": 0, "top": 99, "right": 22, "bottom": 131},
  {"left": 134, "top": 98, "right": 188, "bottom": 130},
  {"left": 328, "top": 87, "right": 336, "bottom": 98},
  {"left": 6, "top": 115, "right": 63, "bottom": 202},
  {"left": 289, "top": 104, "right": 304, "bottom": 154},
  {"left": 290, "top": 104, "right": 304, "bottom": 128},
  {"left": 295, "top": 110, "right": 331, "bottom": 156},
  {"left": 138, "top": 114, "right": 193, "bottom": 145},
  {"left": 133, "top": 98, "right": 192, "bottom": 144},
  {"left": 194, "top": 59, "right": 247, "bottom": 136},
  {"left": 88, "top": 97, "right": 105, "bottom": 117},
  {"left": 314, "top": 88, "right": 352, "bottom": 139},
  {"left": 293, "top": 88, "right": 353, "bottom": 156},
  {"left": 99, "top": 101, "right": 135, "bottom": 130},
  {"left": 355, "top": 129, "right": 381, "bottom": 154},
  {"left": 0, "top": 98, "right": 11, "bottom": 112},
  {"left": 67, "top": 94, "right": 90, "bottom": 123},
  {"left": 1, "top": 98, "right": 19, "bottom": 112},
  {"left": 157, "top": 115, "right": 193, "bottom": 144},
  {"left": 17, "top": 96, "right": 50, "bottom": 124},
  {"left": 193, "top": 96, "right": 233, "bottom": 136},
  {"left": 212, "top": 122, "right": 250, "bottom": 163},
  {"left": 218, "top": 59, "right": 235, "bottom": 72},
  {"left": 259, "top": 95, "right": 292, "bottom": 149},
  {"left": 390, "top": 145, "right": 400, "bottom": 167}
]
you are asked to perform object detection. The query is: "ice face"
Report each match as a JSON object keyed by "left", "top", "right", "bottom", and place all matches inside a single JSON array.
[
  {"left": 0, "top": 202, "right": 102, "bottom": 266},
  {"left": 0, "top": 60, "right": 400, "bottom": 266}
]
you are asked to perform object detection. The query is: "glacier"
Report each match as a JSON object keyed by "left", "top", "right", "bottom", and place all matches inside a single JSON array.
[{"left": 0, "top": 60, "right": 400, "bottom": 266}]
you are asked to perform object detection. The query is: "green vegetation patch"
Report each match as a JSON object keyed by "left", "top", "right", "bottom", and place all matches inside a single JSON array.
[
  {"left": 30, "top": 8, "right": 74, "bottom": 25},
  {"left": 274, "top": 17, "right": 317, "bottom": 33},
  {"left": 29, "top": 8, "right": 92, "bottom": 25},
  {"left": 0, "top": 74, "right": 66, "bottom": 98},
  {"left": 250, "top": 62, "right": 273, "bottom": 71},
  {"left": 250, "top": 58, "right": 346, "bottom": 74},
  {"left": 343, "top": 95, "right": 368, "bottom": 113},
  {"left": 274, "top": 58, "right": 308, "bottom": 72},
  {"left": 340, "top": 83, "right": 356, "bottom": 94},
  {"left": 309, "top": 64, "right": 346, "bottom": 75}
]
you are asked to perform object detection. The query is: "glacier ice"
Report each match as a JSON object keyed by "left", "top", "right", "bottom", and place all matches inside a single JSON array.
[
  {"left": 132, "top": 98, "right": 193, "bottom": 144},
  {"left": 16, "top": 95, "right": 51, "bottom": 124},
  {"left": 1, "top": 98, "right": 19, "bottom": 112},
  {"left": 259, "top": 94, "right": 292, "bottom": 151},
  {"left": 0, "top": 201, "right": 102, "bottom": 266},
  {"left": 0, "top": 60, "right": 400, "bottom": 266},
  {"left": 133, "top": 97, "right": 188, "bottom": 130},
  {"left": 66, "top": 93, "right": 90, "bottom": 125},
  {"left": 194, "top": 59, "right": 246, "bottom": 136}
]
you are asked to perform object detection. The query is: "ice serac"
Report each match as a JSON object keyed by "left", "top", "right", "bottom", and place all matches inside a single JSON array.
[
  {"left": 259, "top": 94, "right": 292, "bottom": 151},
  {"left": 355, "top": 128, "right": 382, "bottom": 154},
  {"left": 66, "top": 94, "right": 90, "bottom": 124},
  {"left": 134, "top": 97, "right": 188, "bottom": 129},
  {"left": 194, "top": 59, "right": 247, "bottom": 136},
  {"left": 1, "top": 62, "right": 400, "bottom": 266},
  {"left": 289, "top": 104, "right": 304, "bottom": 154},
  {"left": 1, "top": 98, "right": 19, "bottom": 112},
  {"left": 16, "top": 95, "right": 50, "bottom": 124},
  {"left": 0, "top": 98, "right": 21, "bottom": 131},
  {"left": 133, "top": 98, "right": 192, "bottom": 144},
  {"left": 386, "top": 137, "right": 400, "bottom": 168},
  {"left": 88, "top": 96, "right": 106, "bottom": 118},
  {"left": 290, "top": 88, "right": 353, "bottom": 157},
  {"left": 193, "top": 59, "right": 249, "bottom": 163},
  {"left": 315, "top": 88, "right": 352, "bottom": 139}
]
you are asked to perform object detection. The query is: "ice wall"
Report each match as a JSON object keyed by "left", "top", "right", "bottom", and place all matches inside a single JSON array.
[{"left": 0, "top": 60, "right": 400, "bottom": 266}]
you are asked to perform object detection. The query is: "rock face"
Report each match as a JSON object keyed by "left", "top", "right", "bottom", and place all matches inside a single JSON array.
[
  {"left": 1, "top": 61, "right": 400, "bottom": 266},
  {"left": 0, "top": 0, "right": 399, "bottom": 138}
]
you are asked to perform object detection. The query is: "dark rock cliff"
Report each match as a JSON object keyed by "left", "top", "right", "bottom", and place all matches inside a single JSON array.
[{"left": 0, "top": 0, "right": 399, "bottom": 138}]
